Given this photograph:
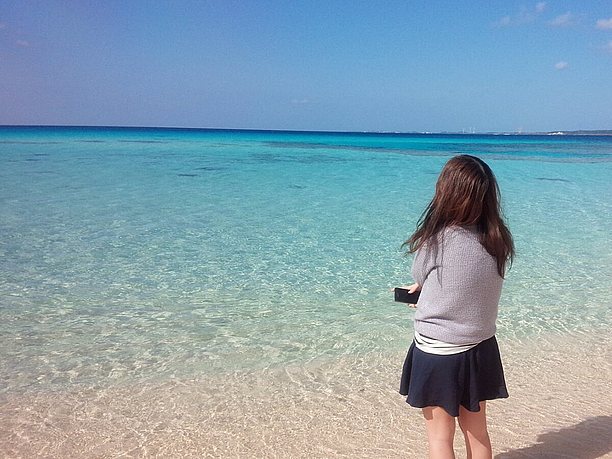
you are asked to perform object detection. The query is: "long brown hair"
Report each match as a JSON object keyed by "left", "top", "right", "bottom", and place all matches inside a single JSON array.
[{"left": 404, "top": 155, "right": 514, "bottom": 277}]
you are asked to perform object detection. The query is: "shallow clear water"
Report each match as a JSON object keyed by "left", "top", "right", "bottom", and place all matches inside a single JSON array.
[{"left": 1, "top": 127, "right": 611, "bottom": 394}]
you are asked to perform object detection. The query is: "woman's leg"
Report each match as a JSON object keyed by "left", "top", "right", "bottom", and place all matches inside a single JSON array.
[
  {"left": 457, "top": 401, "right": 492, "bottom": 459},
  {"left": 422, "top": 406, "right": 456, "bottom": 459}
]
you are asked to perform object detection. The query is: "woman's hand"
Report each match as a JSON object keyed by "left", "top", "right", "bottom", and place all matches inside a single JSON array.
[{"left": 399, "top": 283, "right": 421, "bottom": 308}]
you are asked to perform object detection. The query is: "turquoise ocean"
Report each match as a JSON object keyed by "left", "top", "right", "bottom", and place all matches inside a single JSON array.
[{"left": 1, "top": 126, "right": 611, "bottom": 397}]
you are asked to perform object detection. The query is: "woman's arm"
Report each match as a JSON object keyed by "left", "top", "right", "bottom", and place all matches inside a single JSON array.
[{"left": 411, "top": 245, "right": 436, "bottom": 287}]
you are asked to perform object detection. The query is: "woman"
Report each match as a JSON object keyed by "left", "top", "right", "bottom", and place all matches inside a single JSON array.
[{"left": 399, "top": 155, "right": 514, "bottom": 459}]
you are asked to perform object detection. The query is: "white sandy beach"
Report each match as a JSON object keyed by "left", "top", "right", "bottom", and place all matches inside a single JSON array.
[{"left": 1, "top": 330, "right": 611, "bottom": 458}]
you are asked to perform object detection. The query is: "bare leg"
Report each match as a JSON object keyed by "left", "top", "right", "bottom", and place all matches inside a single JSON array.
[
  {"left": 422, "top": 406, "right": 456, "bottom": 459},
  {"left": 457, "top": 402, "right": 492, "bottom": 459}
]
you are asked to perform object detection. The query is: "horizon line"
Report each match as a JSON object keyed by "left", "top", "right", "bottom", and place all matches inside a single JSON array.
[{"left": 0, "top": 124, "right": 610, "bottom": 136}]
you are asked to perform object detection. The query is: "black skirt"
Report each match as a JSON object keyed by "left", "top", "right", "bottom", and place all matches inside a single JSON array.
[{"left": 399, "top": 335, "right": 508, "bottom": 417}]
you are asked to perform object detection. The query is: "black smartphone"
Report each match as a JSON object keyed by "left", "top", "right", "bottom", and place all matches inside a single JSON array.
[{"left": 394, "top": 287, "right": 421, "bottom": 304}]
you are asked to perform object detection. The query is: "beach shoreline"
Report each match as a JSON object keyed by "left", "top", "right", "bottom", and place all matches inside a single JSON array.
[{"left": 2, "top": 329, "right": 611, "bottom": 458}]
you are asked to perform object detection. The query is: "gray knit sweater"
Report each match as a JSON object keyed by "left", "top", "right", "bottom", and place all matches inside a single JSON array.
[{"left": 412, "top": 226, "right": 503, "bottom": 345}]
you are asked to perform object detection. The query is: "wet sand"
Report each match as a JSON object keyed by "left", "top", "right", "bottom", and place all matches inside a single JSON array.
[{"left": 1, "top": 330, "right": 611, "bottom": 458}]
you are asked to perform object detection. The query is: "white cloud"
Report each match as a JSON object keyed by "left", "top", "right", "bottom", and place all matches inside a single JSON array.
[
  {"left": 0, "top": 22, "right": 7, "bottom": 30},
  {"left": 497, "top": 16, "right": 512, "bottom": 27},
  {"left": 596, "top": 18, "right": 612, "bottom": 30},
  {"left": 554, "top": 61, "right": 569, "bottom": 70},
  {"left": 549, "top": 12, "right": 573, "bottom": 27},
  {"left": 291, "top": 98, "right": 310, "bottom": 105},
  {"left": 16, "top": 39, "right": 29, "bottom": 47},
  {"left": 604, "top": 41, "right": 612, "bottom": 54},
  {"left": 494, "top": 2, "right": 547, "bottom": 27}
]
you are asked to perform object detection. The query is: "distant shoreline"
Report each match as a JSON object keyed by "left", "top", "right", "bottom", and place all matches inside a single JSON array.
[
  {"left": 0, "top": 125, "right": 611, "bottom": 136},
  {"left": 538, "top": 130, "right": 612, "bottom": 136}
]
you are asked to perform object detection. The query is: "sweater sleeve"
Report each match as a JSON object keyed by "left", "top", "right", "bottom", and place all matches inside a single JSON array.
[{"left": 411, "top": 243, "right": 437, "bottom": 286}]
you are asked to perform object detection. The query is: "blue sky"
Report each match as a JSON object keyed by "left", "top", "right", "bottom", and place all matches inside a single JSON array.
[{"left": 1, "top": 1, "right": 611, "bottom": 132}]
